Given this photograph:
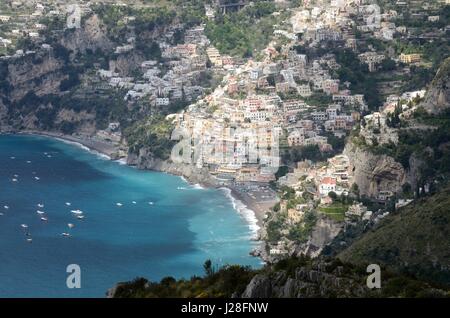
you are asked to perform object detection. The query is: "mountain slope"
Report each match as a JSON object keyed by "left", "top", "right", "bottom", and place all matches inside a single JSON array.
[{"left": 338, "top": 186, "right": 450, "bottom": 286}]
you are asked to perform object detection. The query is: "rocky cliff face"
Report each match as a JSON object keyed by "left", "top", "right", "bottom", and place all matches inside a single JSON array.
[
  {"left": 127, "top": 147, "right": 219, "bottom": 187},
  {"left": 344, "top": 142, "right": 406, "bottom": 198},
  {"left": 110, "top": 51, "right": 146, "bottom": 76},
  {"left": 299, "top": 216, "right": 343, "bottom": 258},
  {"left": 6, "top": 54, "right": 65, "bottom": 102},
  {"left": 0, "top": 14, "right": 138, "bottom": 134},
  {"left": 2, "top": 15, "right": 112, "bottom": 103},
  {"left": 241, "top": 259, "right": 371, "bottom": 298},
  {"left": 60, "top": 15, "right": 113, "bottom": 54},
  {"left": 421, "top": 57, "right": 450, "bottom": 114}
]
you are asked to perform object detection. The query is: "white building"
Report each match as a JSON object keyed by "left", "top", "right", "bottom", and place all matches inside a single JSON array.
[{"left": 319, "top": 177, "right": 337, "bottom": 196}]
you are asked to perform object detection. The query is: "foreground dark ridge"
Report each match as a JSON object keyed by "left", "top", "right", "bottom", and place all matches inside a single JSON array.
[{"left": 109, "top": 256, "right": 449, "bottom": 298}]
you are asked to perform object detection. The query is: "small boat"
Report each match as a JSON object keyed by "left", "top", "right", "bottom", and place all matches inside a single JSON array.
[
  {"left": 13, "top": 174, "right": 18, "bottom": 178},
  {"left": 26, "top": 161, "right": 31, "bottom": 164},
  {"left": 132, "top": 201, "right": 137, "bottom": 204},
  {"left": 26, "top": 238, "right": 33, "bottom": 243},
  {"left": 10, "top": 156, "right": 15, "bottom": 159},
  {"left": 148, "top": 202, "right": 154, "bottom": 205},
  {"left": 76, "top": 215, "right": 85, "bottom": 220},
  {"left": 37, "top": 210, "right": 45, "bottom": 215},
  {"left": 11, "top": 178, "right": 18, "bottom": 182},
  {"left": 116, "top": 203, "right": 123, "bottom": 207},
  {"left": 68, "top": 223, "right": 75, "bottom": 229},
  {"left": 37, "top": 204, "right": 44, "bottom": 208},
  {"left": 70, "top": 209, "right": 83, "bottom": 215},
  {"left": 0, "top": 213, "right": 4, "bottom": 216},
  {"left": 65, "top": 202, "right": 71, "bottom": 206},
  {"left": 40, "top": 217, "right": 48, "bottom": 222},
  {"left": 61, "top": 232, "right": 71, "bottom": 237},
  {"left": 4, "top": 205, "right": 9, "bottom": 209},
  {"left": 21, "top": 224, "right": 28, "bottom": 229},
  {"left": 34, "top": 177, "right": 40, "bottom": 180}
]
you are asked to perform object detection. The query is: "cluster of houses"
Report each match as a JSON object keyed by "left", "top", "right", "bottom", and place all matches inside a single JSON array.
[
  {"left": 164, "top": 1, "right": 380, "bottom": 187},
  {"left": 280, "top": 155, "right": 352, "bottom": 199},
  {"left": 95, "top": 25, "right": 225, "bottom": 106},
  {"left": 172, "top": 105, "right": 282, "bottom": 184},
  {"left": 0, "top": 1, "right": 93, "bottom": 56}
]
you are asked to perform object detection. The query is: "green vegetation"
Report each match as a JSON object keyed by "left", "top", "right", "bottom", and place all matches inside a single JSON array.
[
  {"left": 333, "top": 49, "right": 381, "bottom": 110},
  {"left": 93, "top": 1, "right": 206, "bottom": 43},
  {"left": 288, "top": 211, "right": 317, "bottom": 242},
  {"left": 93, "top": 4, "right": 173, "bottom": 38},
  {"left": 275, "top": 165, "right": 289, "bottom": 180},
  {"left": 124, "top": 116, "right": 175, "bottom": 159},
  {"left": 304, "top": 92, "right": 333, "bottom": 108},
  {"left": 361, "top": 108, "right": 450, "bottom": 193},
  {"left": 394, "top": 37, "right": 450, "bottom": 91},
  {"left": 265, "top": 212, "right": 286, "bottom": 243},
  {"left": 265, "top": 185, "right": 318, "bottom": 243},
  {"left": 205, "top": 1, "right": 282, "bottom": 57},
  {"left": 114, "top": 261, "right": 255, "bottom": 298},
  {"left": 319, "top": 203, "right": 348, "bottom": 222},
  {"left": 339, "top": 185, "right": 450, "bottom": 286},
  {"left": 8, "top": 89, "right": 128, "bottom": 133},
  {"left": 282, "top": 144, "right": 331, "bottom": 163}
]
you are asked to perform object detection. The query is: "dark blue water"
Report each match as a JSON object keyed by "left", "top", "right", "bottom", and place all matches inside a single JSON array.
[{"left": 0, "top": 135, "right": 260, "bottom": 297}]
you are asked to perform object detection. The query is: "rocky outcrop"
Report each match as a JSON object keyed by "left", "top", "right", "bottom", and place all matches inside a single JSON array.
[
  {"left": 0, "top": 14, "right": 120, "bottom": 133},
  {"left": 300, "top": 216, "right": 343, "bottom": 258},
  {"left": 241, "top": 261, "right": 367, "bottom": 298},
  {"left": 6, "top": 53, "right": 65, "bottom": 101},
  {"left": 110, "top": 51, "right": 146, "bottom": 76},
  {"left": 60, "top": 14, "right": 113, "bottom": 54},
  {"left": 55, "top": 109, "right": 97, "bottom": 135},
  {"left": 241, "top": 274, "right": 273, "bottom": 298},
  {"left": 344, "top": 142, "right": 406, "bottom": 198},
  {"left": 3, "top": 15, "right": 113, "bottom": 104},
  {"left": 127, "top": 147, "right": 219, "bottom": 187},
  {"left": 421, "top": 57, "right": 450, "bottom": 114}
]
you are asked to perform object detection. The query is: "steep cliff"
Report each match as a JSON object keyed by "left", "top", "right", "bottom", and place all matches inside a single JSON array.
[
  {"left": 421, "top": 57, "right": 450, "bottom": 114},
  {"left": 0, "top": 14, "right": 117, "bottom": 133},
  {"left": 344, "top": 141, "right": 406, "bottom": 198},
  {"left": 60, "top": 14, "right": 113, "bottom": 54},
  {"left": 5, "top": 53, "right": 65, "bottom": 102},
  {"left": 299, "top": 216, "right": 343, "bottom": 258}
]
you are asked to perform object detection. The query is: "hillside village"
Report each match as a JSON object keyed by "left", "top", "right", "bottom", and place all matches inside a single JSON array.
[{"left": 1, "top": 0, "right": 449, "bottom": 262}]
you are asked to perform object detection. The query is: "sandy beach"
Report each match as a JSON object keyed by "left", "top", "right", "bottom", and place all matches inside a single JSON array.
[{"left": 229, "top": 187, "right": 272, "bottom": 228}]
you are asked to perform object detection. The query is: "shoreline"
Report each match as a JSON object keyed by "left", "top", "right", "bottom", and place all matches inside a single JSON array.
[
  {"left": 2, "top": 130, "right": 270, "bottom": 238},
  {"left": 16, "top": 130, "right": 123, "bottom": 159}
]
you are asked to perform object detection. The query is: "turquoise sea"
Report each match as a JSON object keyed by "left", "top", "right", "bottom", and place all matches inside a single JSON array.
[{"left": 0, "top": 134, "right": 261, "bottom": 297}]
